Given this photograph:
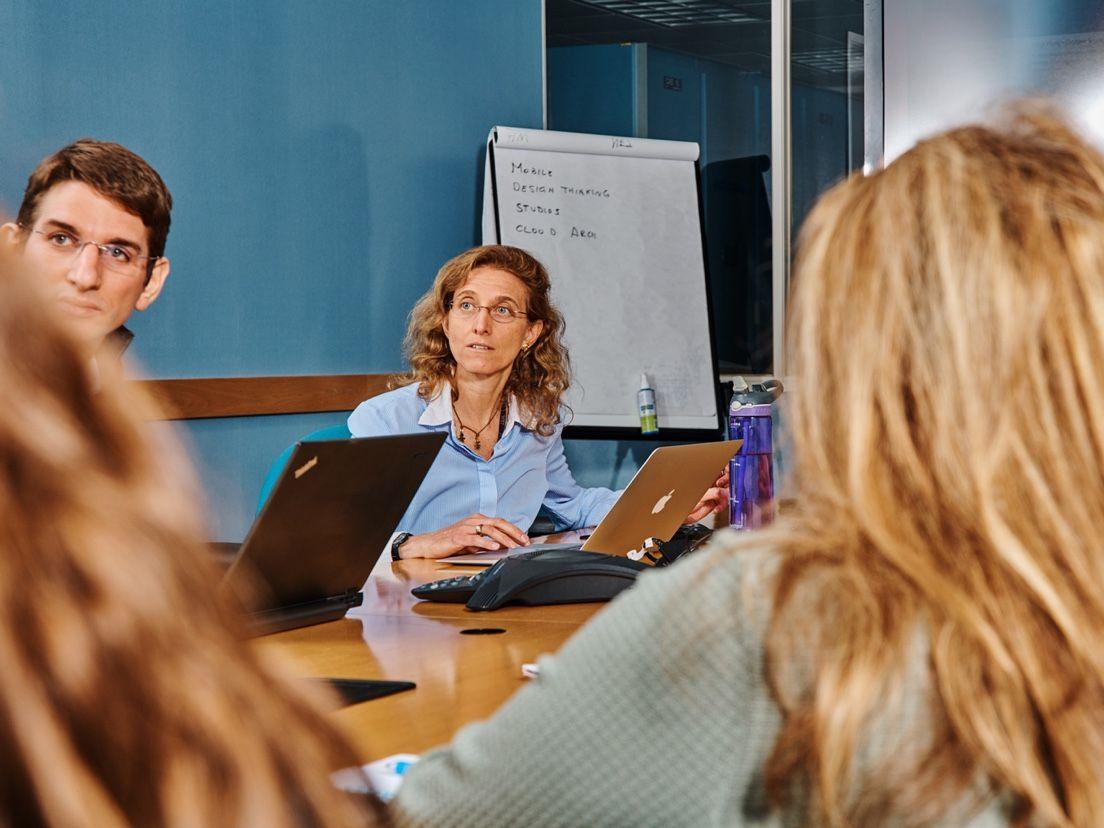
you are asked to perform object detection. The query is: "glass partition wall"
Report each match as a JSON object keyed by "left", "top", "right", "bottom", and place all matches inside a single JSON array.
[
  {"left": 547, "top": 0, "right": 775, "bottom": 376},
  {"left": 545, "top": 0, "right": 880, "bottom": 378},
  {"left": 775, "top": 0, "right": 875, "bottom": 373},
  {"left": 884, "top": 1, "right": 1104, "bottom": 161}
]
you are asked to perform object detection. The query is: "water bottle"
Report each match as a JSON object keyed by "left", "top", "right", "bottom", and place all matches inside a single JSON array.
[{"left": 728, "top": 378, "right": 783, "bottom": 530}]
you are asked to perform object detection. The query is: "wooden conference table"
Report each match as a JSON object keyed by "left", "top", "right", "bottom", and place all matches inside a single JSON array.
[{"left": 258, "top": 530, "right": 604, "bottom": 762}]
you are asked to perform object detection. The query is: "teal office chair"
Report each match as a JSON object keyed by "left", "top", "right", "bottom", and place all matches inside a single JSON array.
[{"left": 256, "top": 423, "right": 352, "bottom": 514}]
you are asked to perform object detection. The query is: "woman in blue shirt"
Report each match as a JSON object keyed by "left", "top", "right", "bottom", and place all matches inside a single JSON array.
[{"left": 349, "top": 245, "right": 724, "bottom": 559}]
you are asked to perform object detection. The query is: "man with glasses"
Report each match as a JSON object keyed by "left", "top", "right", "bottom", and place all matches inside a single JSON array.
[{"left": 1, "top": 139, "right": 172, "bottom": 360}]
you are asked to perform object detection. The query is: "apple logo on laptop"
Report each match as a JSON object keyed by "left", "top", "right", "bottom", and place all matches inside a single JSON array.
[{"left": 651, "top": 489, "right": 675, "bottom": 514}]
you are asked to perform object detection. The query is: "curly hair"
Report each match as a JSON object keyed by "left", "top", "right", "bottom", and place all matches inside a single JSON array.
[{"left": 398, "top": 245, "right": 571, "bottom": 436}]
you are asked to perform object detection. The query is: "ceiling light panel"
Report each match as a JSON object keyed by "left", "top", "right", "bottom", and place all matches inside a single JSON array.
[
  {"left": 579, "top": 0, "right": 760, "bottom": 28},
  {"left": 791, "top": 48, "right": 850, "bottom": 73}
]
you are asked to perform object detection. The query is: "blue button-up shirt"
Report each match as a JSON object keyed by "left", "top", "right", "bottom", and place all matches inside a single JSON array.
[{"left": 348, "top": 382, "right": 621, "bottom": 535}]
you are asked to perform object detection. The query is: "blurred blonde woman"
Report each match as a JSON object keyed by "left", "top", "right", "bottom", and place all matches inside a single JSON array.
[
  {"left": 391, "top": 107, "right": 1104, "bottom": 827},
  {"left": 0, "top": 258, "right": 383, "bottom": 827}
]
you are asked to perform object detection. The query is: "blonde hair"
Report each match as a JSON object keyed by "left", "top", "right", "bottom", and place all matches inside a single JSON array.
[
  {"left": 0, "top": 258, "right": 382, "bottom": 826},
  {"left": 759, "top": 105, "right": 1104, "bottom": 825},
  {"left": 398, "top": 245, "right": 570, "bottom": 435}
]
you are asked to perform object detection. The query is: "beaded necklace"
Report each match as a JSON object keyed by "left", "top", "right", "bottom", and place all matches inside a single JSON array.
[{"left": 455, "top": 395, "right": 508, "bottom": 451}]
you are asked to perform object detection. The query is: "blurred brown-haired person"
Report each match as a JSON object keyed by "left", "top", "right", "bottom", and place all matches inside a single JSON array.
[
  {"left": 0, "top": 254, "right": 382, "bottom": 826},
  {"left": 392, "top": 106, "right": 1104, "bottom": 827}
]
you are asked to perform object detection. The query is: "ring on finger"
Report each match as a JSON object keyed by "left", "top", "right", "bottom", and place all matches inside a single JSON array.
[{"left": 476, "top": 523, "right": 483, "bottom": 535}]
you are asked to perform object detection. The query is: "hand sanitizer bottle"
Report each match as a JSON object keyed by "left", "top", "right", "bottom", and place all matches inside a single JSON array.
[{"left": 638, "top": 373, "right": 658, "bottom": 434}]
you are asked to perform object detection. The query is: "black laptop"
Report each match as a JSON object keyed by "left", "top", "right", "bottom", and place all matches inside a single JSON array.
[{"left": 222, "top": 433, "right": 445, "bottom": 634}]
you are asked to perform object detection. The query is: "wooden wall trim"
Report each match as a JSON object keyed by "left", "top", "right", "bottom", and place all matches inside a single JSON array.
[{"left": 134, "top": 374, "right": 395, "bottom": 420}]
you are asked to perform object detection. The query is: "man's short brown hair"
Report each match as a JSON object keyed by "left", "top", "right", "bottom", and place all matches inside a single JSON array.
[{"left": 16, "top": 139, "right": 173, "bottom": 258}]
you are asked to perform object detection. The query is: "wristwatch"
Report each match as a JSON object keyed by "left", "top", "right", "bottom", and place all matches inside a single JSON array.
[{"left": 391, "top": 532, "right": 413, "bottom": 561}]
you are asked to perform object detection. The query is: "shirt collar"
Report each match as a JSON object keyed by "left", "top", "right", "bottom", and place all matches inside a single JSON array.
[
  {"left": 418, "top": 384, "right": 454, "bottom": 426},
  {"left": 417, "top": 381, "right": 532, "bottom": 431}
]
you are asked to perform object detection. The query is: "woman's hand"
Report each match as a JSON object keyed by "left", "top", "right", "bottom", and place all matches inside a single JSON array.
[
  {"left": 682, "top": 467, "right": 730, "bottom": 525},
  {"left": 397, "top": 514, "right": 531, "bottom": 560}
]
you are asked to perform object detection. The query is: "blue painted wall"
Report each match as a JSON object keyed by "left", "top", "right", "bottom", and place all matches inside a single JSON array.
[{"left": 0, "top": 0, "right": 544, "bottom": 540}]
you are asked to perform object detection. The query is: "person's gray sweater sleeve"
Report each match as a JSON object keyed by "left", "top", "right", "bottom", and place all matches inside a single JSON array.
[{"left": 392, "top": 541, "right": 783, "bottom": 828}]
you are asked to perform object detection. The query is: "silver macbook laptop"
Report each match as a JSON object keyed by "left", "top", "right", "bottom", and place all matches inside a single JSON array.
[{"left": 443, "top": 439, "right": 742, "bottom": 565}]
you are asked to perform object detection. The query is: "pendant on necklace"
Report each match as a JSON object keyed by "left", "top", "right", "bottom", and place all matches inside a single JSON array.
[{"left": 474, "top": 435, "right": 481, "bottom": 451}]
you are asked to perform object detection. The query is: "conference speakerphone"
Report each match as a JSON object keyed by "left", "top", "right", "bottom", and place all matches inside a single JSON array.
[{"left": 413, "top": 548, "right": 647, "bottom": 611}]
